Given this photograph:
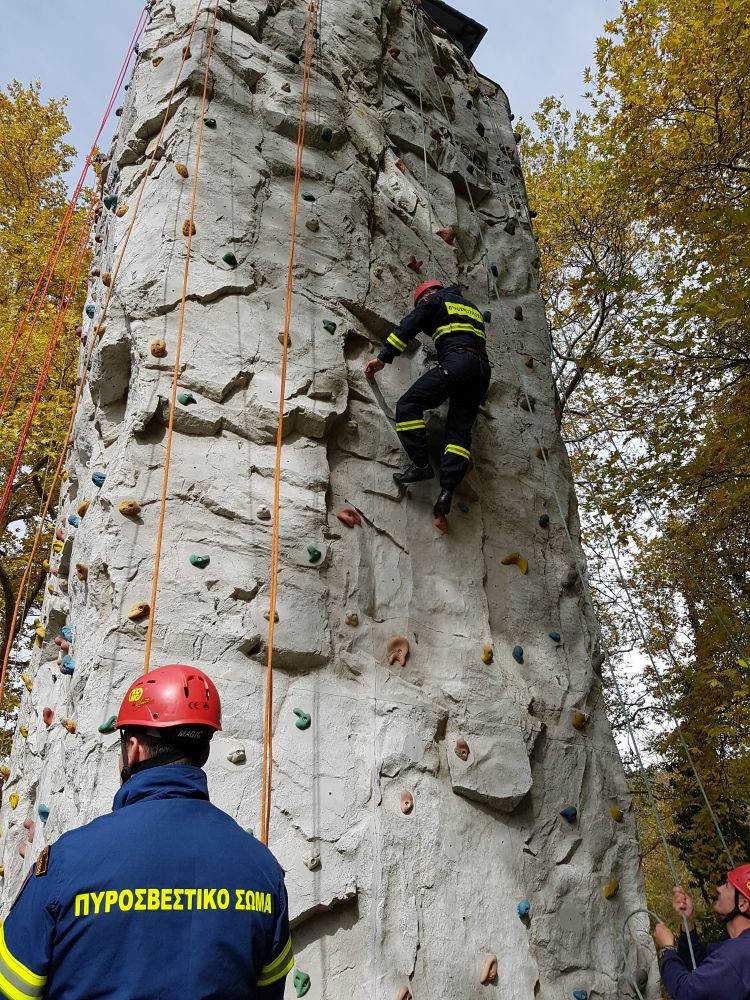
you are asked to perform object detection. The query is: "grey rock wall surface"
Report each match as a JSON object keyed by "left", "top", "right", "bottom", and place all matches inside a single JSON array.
[{"left": 1, "top": 0, "right": 660, "bottom": 997}]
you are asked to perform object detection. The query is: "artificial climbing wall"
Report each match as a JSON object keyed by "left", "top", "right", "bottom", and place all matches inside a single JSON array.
[{"left": 1, "top": 0, "right": 660, "bottom": 997}]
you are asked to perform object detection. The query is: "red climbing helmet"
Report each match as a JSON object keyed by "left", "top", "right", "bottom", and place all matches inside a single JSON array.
[
  {"left": 413, "top": 279, "right": 444, "bottom": 306},
  {"left": 116, "top": 663, "right": 222, "bottom": 733},
  {"left": 728, "top": 864, "right": 750, "bottom": 902}
]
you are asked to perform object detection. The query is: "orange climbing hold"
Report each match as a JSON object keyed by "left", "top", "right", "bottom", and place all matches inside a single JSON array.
[
  {"left": 61, "top": 719, "right": 77, "bottom": 735},
  {"left": 387, "top": 636, "right": 409, "bottom": 667},
  {"left": 480, "top": 955, "right": 498, "bottom": 985},
  {"left": 400, "top": 791, "right": 414, "bottom": 814},
  {"left": 176, "top": 163, "right": 189, "bottom": 178},
  {"left": 336, "top": 508, "right": 361, "bottom": 528},
  {"left": 77, "top": 499, "right": 90, "bottom": 518}
]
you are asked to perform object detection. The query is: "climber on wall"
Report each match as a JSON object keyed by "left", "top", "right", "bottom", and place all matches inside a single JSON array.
[
  {"left": 653, "top": 871, "right": 750, "bottom": 998},
  {"left": 0, "top": 664, "right": 294, "bottom": 1000},
  {"left": 364, "top": 279, "right": 491, "bottom": 523}
]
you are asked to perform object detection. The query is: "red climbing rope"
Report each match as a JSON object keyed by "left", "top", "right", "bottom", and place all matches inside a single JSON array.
[
  {"left": 142, "top": 1, "right": 220, "bottom": 674},
  {"left": 260, "top": 0, "right": 319, "bottom": 846},
  {"left": 0, "top": 6, "right": 148, "bottom": 411}
]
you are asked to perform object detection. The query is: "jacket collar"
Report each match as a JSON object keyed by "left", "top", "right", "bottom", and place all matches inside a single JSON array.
[{"left": 112, "top": 764, "right": 210, "bottom": 811}]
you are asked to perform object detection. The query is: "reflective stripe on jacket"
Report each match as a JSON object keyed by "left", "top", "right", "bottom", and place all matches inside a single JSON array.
[{"left": 378, "top": 287, "right": 487, "bottom": 364}]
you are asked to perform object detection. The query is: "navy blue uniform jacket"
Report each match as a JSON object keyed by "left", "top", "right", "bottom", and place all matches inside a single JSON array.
[
  {"left": 377, "top": 287, "right": 488, "bottom": 365},
  {"left": 0, "top": 766, "right": 293, "bottom": 1000},
  {"left": 662, "top": 926, "right": 750, "bottom": 998}
]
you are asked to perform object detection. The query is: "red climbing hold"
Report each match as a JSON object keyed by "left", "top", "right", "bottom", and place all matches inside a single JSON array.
[
  {"left": 42, "top": 708, "right": 54, "bottom": 727},
  {"left": 430, "top": 128, "right": 442, "bottom": 142},
  {"left": 406, "top": 256, "right": 423, "bottom": 274},
  {"left": 336, "top": 508, "right": 361, "bottom": 528},
  {"left": 388, "top": 46, "right": 401, "bottom": 58},
  {"left": 433, "top": 65, "right": 447, "bottom": 80},
  {"left": 433, "top": 513, "right": 449, "bottom": 534},
  {"left": 436, "top": 228, "right": 455, "bottom": 245}
]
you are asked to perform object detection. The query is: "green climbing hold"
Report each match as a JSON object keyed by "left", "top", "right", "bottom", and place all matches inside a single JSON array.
[
  {"left": 177, "top": 392, "right": 197, "bottom": 405},
  {"left": 321, "top": 127, "right": 333, "bottom": 143},
  {"left": 293, "top": 707, "right": 311, "bottom": 730},
  {"left": 285, "top": 52, "right": 300, "bottom": 64},
  {"left": 222, "top": 251, "right": 238, "bottom": 267},
  {"left": 98, "top": 716, "right": 117, "bottom": 734},
  {"left": 512, "top": 645, "right": 524, "bottom": 664},
  {"left": 204, "top": 117, "right": 217, "bottom": 128},
  {"left": 548, "top": 630, "right": 561, "bottom": 642},
  {"left": 190, "top": 554, "right": 211, "bottom": 569},
  {"left": 322, "top": 320, "right": 337, "bottom": 334},
  {"left": 306, "top": 545, "right": 321, "bottom": 563},
  {"left": 293, "top": 970, "right": 311, "bottom": 997},
  {"left": 301, "top": 192, "right": 316, "bottom": 202}
]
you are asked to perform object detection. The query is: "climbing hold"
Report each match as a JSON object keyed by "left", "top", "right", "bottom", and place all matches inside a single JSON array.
[
  {"left": 92, "top": 471, "right": 106, "bottom": 488},
  {"left": 285, "top": 51, "right": 300, "bottom": 64},
  {"left": 433, "top": 513, "right": 449, "bottom": 534},
  {"left": 524, "top": 355, "right": 534, "bottom": 368},
  {"left": 95, "top": 234, "right": 104, "bottom": 243},
  {"left": 61, "top": 625, "right": 72, "bottom": 642},
  {"left": 85, "top": 304, "right": 96, "bottom": 318},
  {"left": 387, "top": 637, "right": 410, "bottom": 667},
  {"left": 303, "top": 851, "right": 321, "bottom": 872},
  {"left": 345, "top": 611, "right": 359, "bottom": 626},
  {"left": 42, "top": 708, "right": 54, "bottom": 727},
  {"left": 602, "top": 879, "right": 619, "bottom": 900},
  {"left": 535, "top": 447, "right": 550, "bottom": 460},
  {"left": 457, "top": 501, "right": 469, "bottom": 513},
  {"left": 300, "top": 192, "right": 316, "bottom": 202},
  {"left": 98, "top": 716, "right": 118, "bottom": 734},
  {"left": 293, "top": 970, "right": 311, "bottom": 998},
  {"left": 406, "top": 255, "right": 423, "bottom": 273},
  {"left": 476, "top": 122, "right": 485, "bottom": 138},
  {"left": 395, "top": 988, "right": 412, "bottom": 1000},
  {"left": 592, "top": 651, "right": 605, "bottom": 674},
  {"left": 336, "top": 508, "right": 361, "bottom": 528},
  {"left": 519, "top": 396, "right": 535, "bottom": 412},
  {"left": 61, "top": 719, "right": 77, "bottom": 734},
  {"left": 34, "top": 624, "right": 45, "bottom": 643},
  {"left": 394, "top": 158, "right": 406, "bottom": 173},
  {"left": 182, "top": 44, "right": 192, "bottom": 58},
  {"left": 103, "top": 195, "right": 117, "bottom": 210},
  {"left": 21, "top": 672, "right": 32, "bottom": 693},
  {"left": 0, "top": 766, "right": 8, "bottom": 780},
  {"left": 61, "top": 655, "right": 75, "bottom": 675},
  {"left": 512, "top": 645, "right": 524, "bottom": 664},
  {"left": 560, "top": 806, "right": 577, "bottom": 823},
  {"left": 222, "top": 251, "right": 238, "bottom": 267},
  {"left": 517, "top": 899, "right": 530, "bottom": 918},
  {"left": 322, "top": 320, "right": 337, "bottom": 334},
  {"left": 55, "top": 526, "right": 65, "bottom": 541},
  {"left": 454, "top": 738, "right": 470, "bottom": 761},
  {"left": 321, "top": 126, "right": 333, "bottom": 143},
  {"left": 119, "top": 499, "right": 141, "bottom": 517},
  {"left": 77, "top": 499, "right": 90, "bottom": 518},
  {"left": 387, "top": 46, "right": 400, "bottom": 58},
  {"left": 436, "top": 228, "right": 455, "bottom": 244},
  {"left": 189, "top": 555, "right": 211, "bottom": 569},
  {"left": 75, "top": 563, "right": 88, "bottom": 582},
  {"left": 263, "top": 609, "right": 279, "bottom": 623},
  {"left": 38, "top": 804, "right": 50, "bottom": 824},
  {"left": 514, "top": 306, "right": 524, "bottom": 321},
  {"left": 227, "top": 748, "right": 246, "bottom": 765},
  {"left": 293, "top": 708, "right": 311, "bottom": 731},
  {"left": 176, "top": 162, "right": 189, "bottom": 178},
  {"left": 480, "top": 955, "right": 498, "bottom": 984},
  {"left": 430, "top": 128, "right": 442, "bottom": 142},
  {"left": 306, "top": 545, "right": 321, "bottom": 563},
  {"left": 95, "top": 323, "right": 107, "bottom": 339},
  {"left": 490, "top": 264, "right": 499, "bottom": 277},
  {"left": 548, "top": 631, "right": 561, "bottom": 643},
  {"left": 9, "top": 794, "right": 18, "bottom": 810},
  {"left": 281, "top": 81, "right": 291, "bottom": 92},
  {"left": 504, "top": 220, "right": 516, "bottom": 235},
  {"left": 150, "top": 339, "right": 167, "bottom": 358},
  {"left": 571, "top": 711, "right": 587, "bottom": 731},
  {"left": 182, "top": 218, "right": 196, "bottom": 237},
  {"left": 561, "top": 567, "right": 578, "bottom": 589},
  {"left": 204, "top": 117, "right": 217, "bottom": 128},
  {"left": 127, "top": 601, "right": 150, "bottom": 621},
  {"left": 481, "top": 645, "right": 493, "bottom": 665},
  {"left": 572, "top": 992, "right": 588, "bottom": 1000},
  {"left": 177, "top": 392, "right": 197, "bottom": 405},
  {"left": 67, "top": 514, "right": 80, "bottom": 528},
  {"left": 115, "top": 205, "right": 129, "bottom": 218},
  {"left": 100, "top": 271, "right": 112, "bottom": 288},
  {"left": 305, "top": 218, "right": 319, "bottom": 232},
  {"left": 394, "top": 102, "right": 406, "bottom": 111},
  {"left": 500, "top": 552, "right": 528, "bottom": 575},
  {"left": 609, "top": 805, "right": 624, "bottom": 823},
  {"left": 433, "top": 64, "right": 447, "bottom": 80},
  {"left": 400, "top": 791, "right": 414, "bottom": 815},
  {"left": 256, "top": 506, "right": 271, "bottom": 521},
  {"left": 482, "top": 310, "right": 492, "bottom": 323}
]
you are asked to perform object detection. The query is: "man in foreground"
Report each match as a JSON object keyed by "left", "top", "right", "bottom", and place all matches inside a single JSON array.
[{"left": 0, "top": 664, "right": 293, "bottom": 999}]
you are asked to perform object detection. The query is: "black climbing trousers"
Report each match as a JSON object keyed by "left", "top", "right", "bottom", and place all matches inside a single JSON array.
[{"left": 394, "top": 349, "right": 491, "bottom": 492}]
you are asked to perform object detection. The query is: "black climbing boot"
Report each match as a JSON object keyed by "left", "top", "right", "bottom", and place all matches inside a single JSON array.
[
  {"left": 434, "top": 490, "right": 453, "bottom": 516},
  {"left": 393, "top": 463, "right": 434, "bottom": 486}
]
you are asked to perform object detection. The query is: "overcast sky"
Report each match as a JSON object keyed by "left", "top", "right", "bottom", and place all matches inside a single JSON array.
[{"left": 1, "top": 0, "right": 612, "bottom": 188}]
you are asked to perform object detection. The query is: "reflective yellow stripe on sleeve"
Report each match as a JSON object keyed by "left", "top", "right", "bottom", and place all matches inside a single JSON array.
[
  {"left": 258, "top": 936, "right": 294, "bottom": 987},
  {"left": 386, "top": 332, "right": 407, "bottom": 352},
  {"left": 445, "top": 444, "right": 471, "bottom": 460},
  {"left": 395, "top": 420, "right": 426, "bottom": 432},
  {"left": 0, "top": 926, "right": 46, "bottom": 1000}
]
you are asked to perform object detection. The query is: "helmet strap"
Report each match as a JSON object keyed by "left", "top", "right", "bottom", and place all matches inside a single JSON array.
[{"left": 723, "top": 887, "right": 745, "bottom": 925}]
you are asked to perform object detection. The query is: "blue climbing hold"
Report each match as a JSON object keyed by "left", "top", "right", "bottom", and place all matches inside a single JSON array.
[
  {"left": 517, "top": 899, "right": 530, "bottom": 918},
  {"left": 85, "top": 304, "right": 96, "bottom": 318},
  {"left": 38, "top": 804, "right": 50, "bottom": 824},
  {"left": 548, "top": 631, "right": 561, "bottom": 643},
  {"left": 538, "top": 514, "right": 550, "bottom": 528},
  {"left": 560, "top": 806, "right": 577, "bottom": 823},
  {"left": 92, "top": 471, "right": 106, "bottom": 488},
  {"left": 512, "top": 644, "right": 524, "bottom": 664},
  {"left": 61, "top": 626, "right": 73, "bottom": 642},
  {"left": 572, "top": 993, "right": 588, "bottom": 1000},
  {"left": 61, "top": 655, "right": 75, "bottom": 675},
  {"left": 67, "top": 515, "right": 80, "bottom": 527},
  {"left": 482, "top": 310, "right": 492, "bottom": 322}
]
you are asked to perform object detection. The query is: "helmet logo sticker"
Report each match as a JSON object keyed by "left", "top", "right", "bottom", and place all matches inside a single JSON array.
[{"left": 128, "top": 687, "right": 144, "bottom": 703}]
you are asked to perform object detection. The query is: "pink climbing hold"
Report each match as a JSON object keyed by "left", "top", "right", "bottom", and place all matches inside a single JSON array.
[
  {"left": 480, "top": 955, "right": 498, "bottom": 985},
  {"left": 400, "top": 791, "right": 414, "bottom": 815},
  {"left": 387, "top": 636, "right": 410, "bottom": 667},
  {"left": 23, "top": 819, "right": 35, "bottom": 842},
  {"left": 454, "top": 738, "right": 470, "bottom": 761},
  {"left": 336, "top": 508, "right": 361, "bottom": 528},
  {"left": 433, "top": 513, "right": 449, "bottom": 534},
  {"left": 42, "top": 708, "right": 54, "bottom": 727},
  {"left": 55, "top": 637, "right": 70, "bottom": 653},
  {"left": 395, "top": 989, "right": 412, "bottom": 1000}
]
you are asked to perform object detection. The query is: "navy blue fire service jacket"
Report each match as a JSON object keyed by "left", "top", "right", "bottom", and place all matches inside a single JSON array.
[
  {"left": 377, "top": 286, "right": 488, "bottom": 366},
  {"left": 661, "top": 926, "right": 750, "bottom": 998},
  {"left": 0, "top": 766, "right": 293, "bottom": 1000}
]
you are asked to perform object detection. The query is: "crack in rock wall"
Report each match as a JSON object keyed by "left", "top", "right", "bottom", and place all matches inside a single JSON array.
[{"left": 1, "top": 1, "right": 660, "bottom": 997}]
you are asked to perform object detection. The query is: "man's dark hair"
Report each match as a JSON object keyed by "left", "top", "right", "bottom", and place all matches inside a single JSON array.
[{"left": 124, "top": 726, "right": 211, "bottom": 766}]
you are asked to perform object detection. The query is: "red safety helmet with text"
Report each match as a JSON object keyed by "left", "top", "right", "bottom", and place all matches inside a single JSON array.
[
  {"left": 413, "top": 279, "right": 444, "bottom": 306},
  {"left": 116, "top": 663, "right": 222, "bottom": 733},
  {"left": 728, "top": 864, "right": 750, "bottom": 903}
]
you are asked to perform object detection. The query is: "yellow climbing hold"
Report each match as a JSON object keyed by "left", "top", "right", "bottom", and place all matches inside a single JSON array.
[
  {"left": 481, "top": 645, "right": 494, "bottom": 665},
  {"left": 609, "top": 806, "right": 624, "bottom": 823},
  {"left": 9, "top": 794, "right": 18, "bottom": 810},
  {"left": 571, "top": 711, "right": 587, "bottom": 731},
  {"left": 127, "top": 601, "right": 150, "bottom": 621},
  {"left": 119, "top": 500, "right": 141, "bottom": 517},
  {"left": 602, "top": 879, "right": 620, "bottom": 900},
  {"left": 0, "top": 766, "right": 9, "bottom": 780},
  {"left": 77, "top": 499, "right": 90, "bottom": 518},
  {"left": 116, "top": 204, "right": 129, "bottom": 218},
  {"left": 21, "top": 673, "right": 32, "bottom": 693},
  {"left": 52, "top": 539, "right": 63, "bottom": 553},
  {"left": 19, "top": 726, "right": 28, "bottom": 739},
  {"left": 34, "top": 625, "right": 45, "bottom": 644},
  {"left": 176, "top": 163, "right": 189, "bottom": 178},
  {"left": 500, "top": 552, "right": 528, "bottom": 575}
]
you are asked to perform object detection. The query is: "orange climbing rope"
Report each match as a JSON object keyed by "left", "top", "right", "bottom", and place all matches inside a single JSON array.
[
  {"left": 142, "top": 1, "right": 219, "bottom": 674},
  {"left": 259, "top": 0, "right": 319, "bottom": 846},
  {"left": 0, "top": 0, "right": 207, "bottom": 714}
]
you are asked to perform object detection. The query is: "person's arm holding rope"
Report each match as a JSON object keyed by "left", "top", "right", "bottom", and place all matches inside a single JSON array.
[{"left": 672, "top": 887, "right": 709, "bottom": 966}]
